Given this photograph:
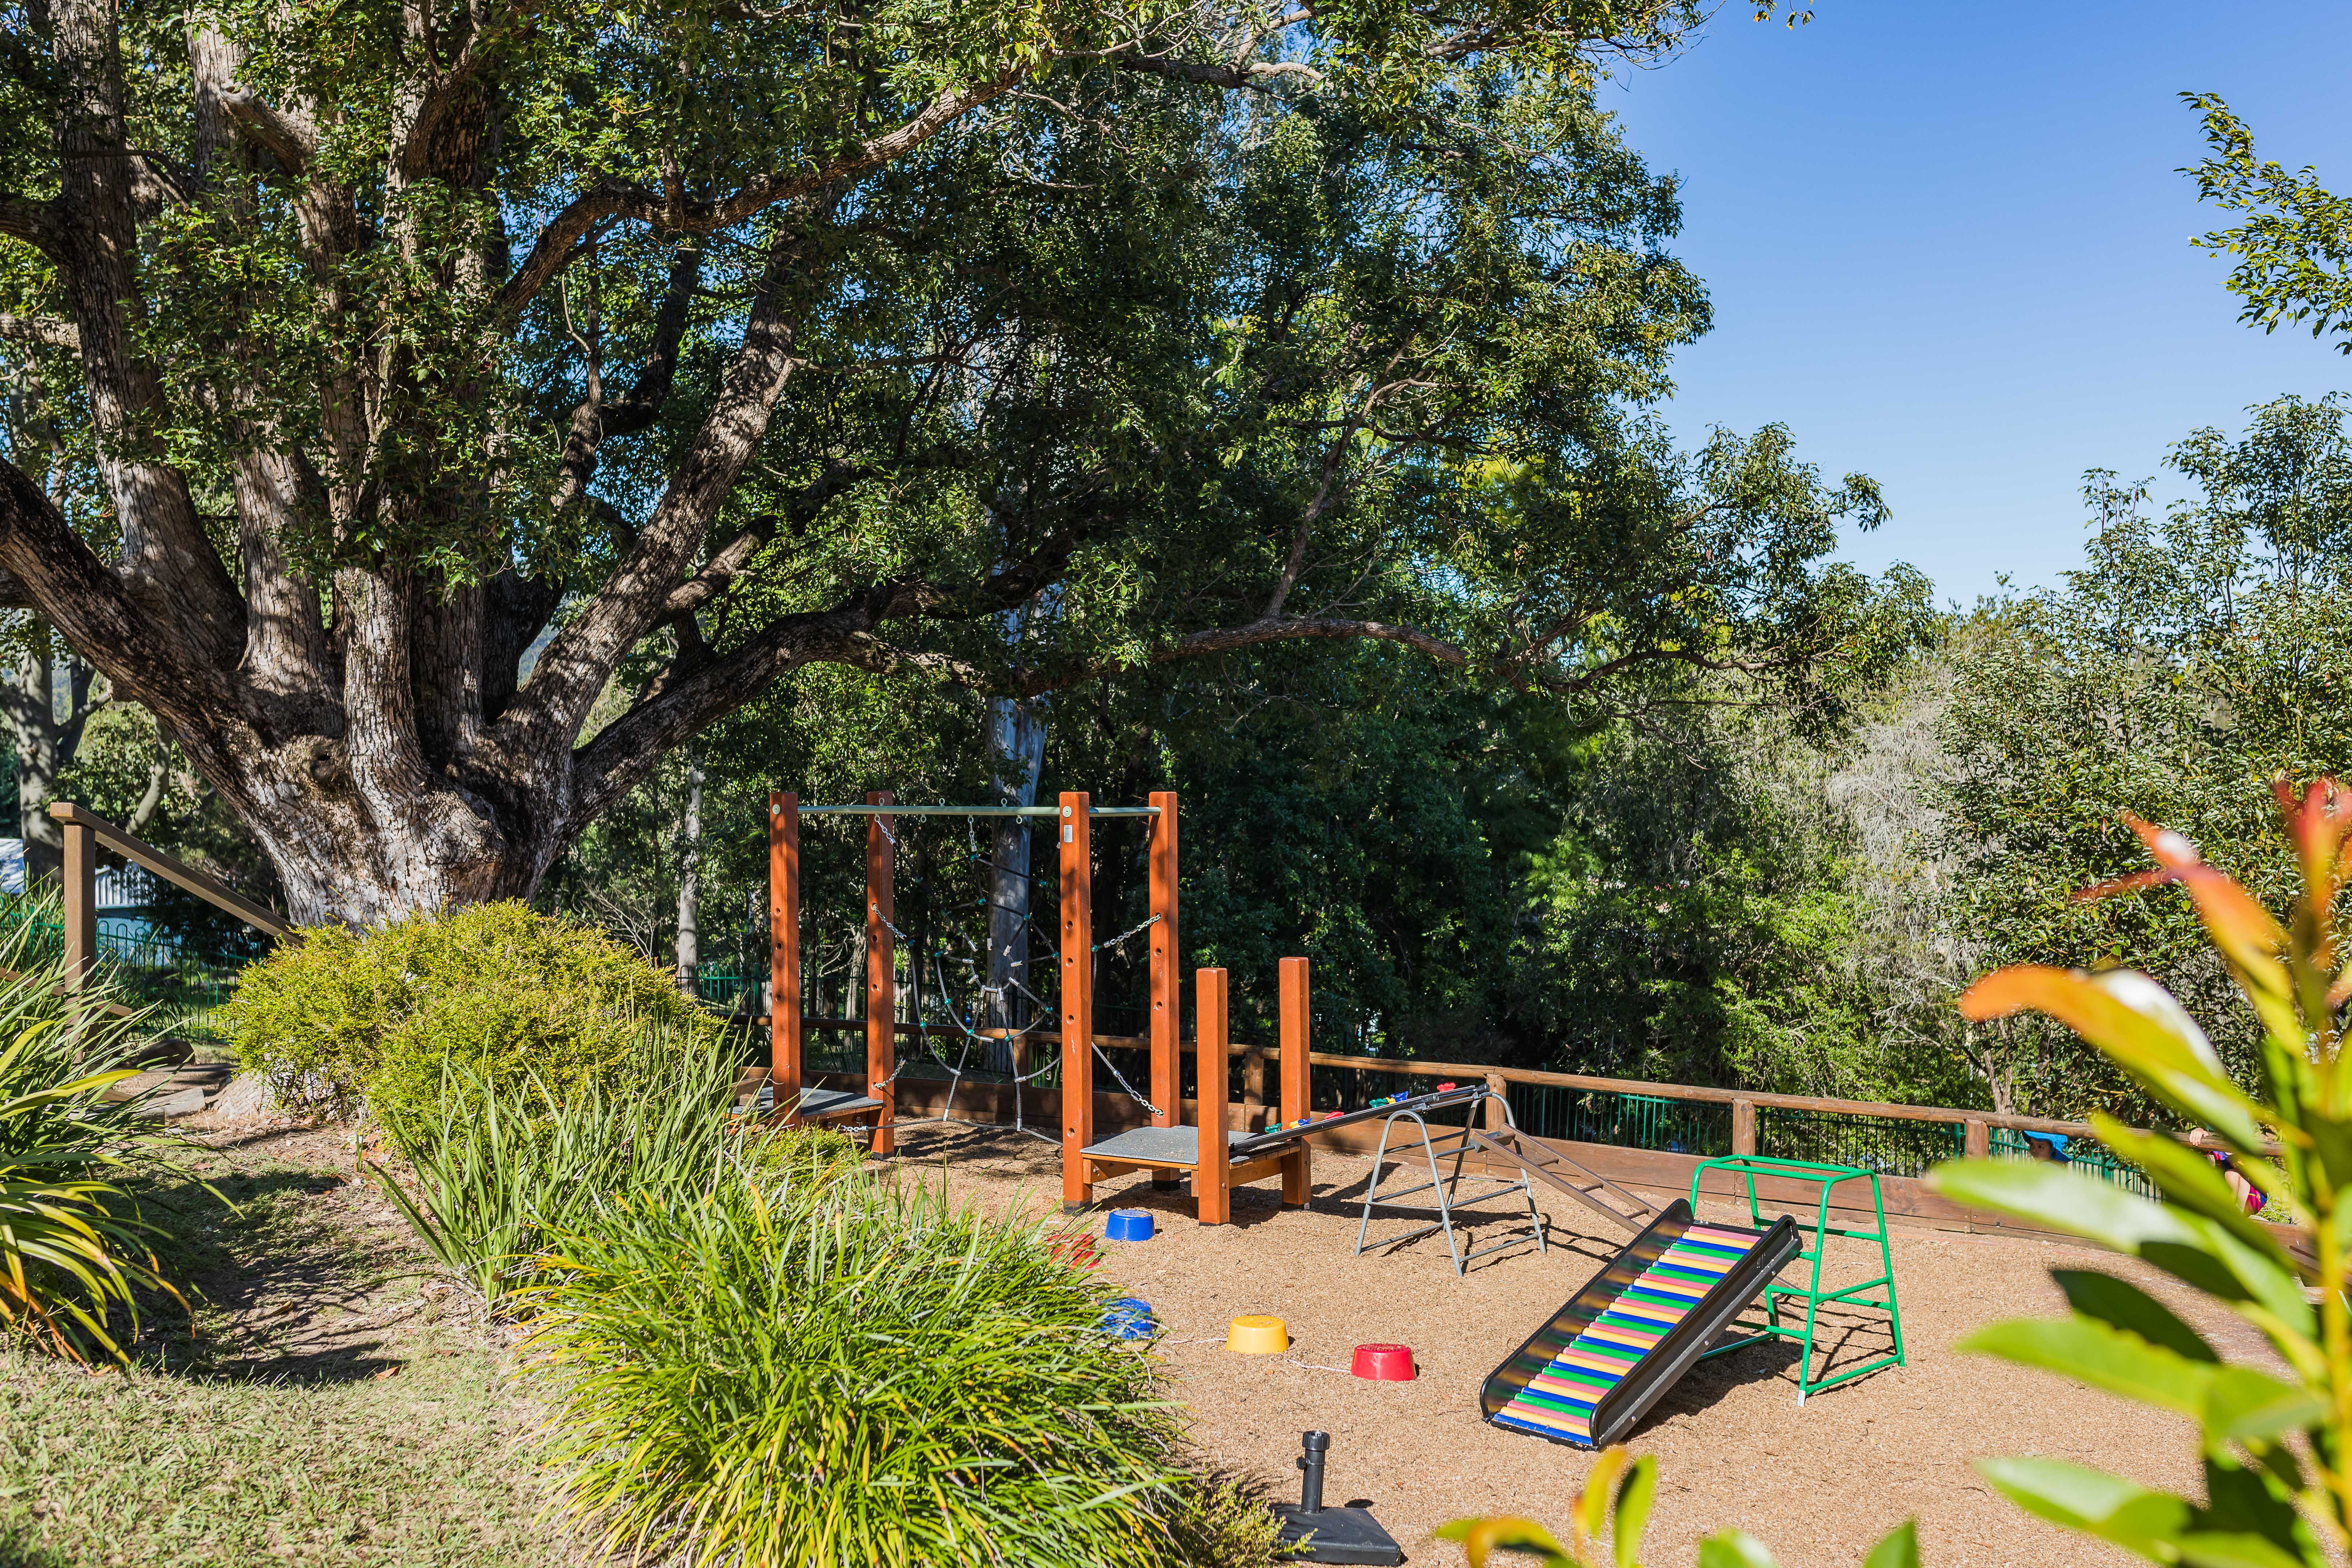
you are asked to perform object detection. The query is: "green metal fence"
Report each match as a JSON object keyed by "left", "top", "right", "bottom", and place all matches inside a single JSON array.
[{"left": 1757, "top": 1106, "right": 1966, "bottom": 1178}]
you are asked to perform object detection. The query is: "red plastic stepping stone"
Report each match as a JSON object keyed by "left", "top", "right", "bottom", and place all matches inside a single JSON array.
[{"left": 1352, "top": 1343, "right": 1415, "bottom": 1381}]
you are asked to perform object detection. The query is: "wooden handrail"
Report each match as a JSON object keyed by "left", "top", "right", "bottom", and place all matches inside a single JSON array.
[{"left": 48, "top": 802, "right": 288, "bottom": 939}]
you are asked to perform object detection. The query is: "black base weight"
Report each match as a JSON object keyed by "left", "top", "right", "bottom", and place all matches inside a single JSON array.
[{"left": 1272, "top": 1502, "right": 1403, "bottom": 1565}]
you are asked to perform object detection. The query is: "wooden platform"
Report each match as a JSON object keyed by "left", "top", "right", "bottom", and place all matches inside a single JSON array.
[{"left": 1080, "top": 1124, "right": 1288, "bottom": 1188}]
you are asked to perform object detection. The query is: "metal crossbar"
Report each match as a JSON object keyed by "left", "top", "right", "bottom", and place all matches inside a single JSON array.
[
  {"left": 794, "top": 804, "right": 1160, "bottom": 816},
  {"left": 1355, "top": 1097, "right": 1547, "bottom": 1277}
]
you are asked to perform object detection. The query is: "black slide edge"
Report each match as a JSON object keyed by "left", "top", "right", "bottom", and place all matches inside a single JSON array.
[
  {"left": 1587, "top": 1213, "right": 1803, "bottom": 1448},
  {"left": 1478, "top": 1198, "right": 1696, "bottom": 1423}
]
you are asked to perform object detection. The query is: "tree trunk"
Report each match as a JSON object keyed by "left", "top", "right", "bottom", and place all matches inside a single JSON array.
[
  {"left": 1, "top": 618, "right": 101, "bottom": 887},
  {"left": 674, "top": 746, "right": 702, "bottom": 994},
  {"left": 985, "top": 694, "right": 1047, "bottom": 1070}
]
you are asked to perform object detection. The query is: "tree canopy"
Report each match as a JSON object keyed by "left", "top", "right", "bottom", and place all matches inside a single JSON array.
[{"left": 0, "top": 0, "right": 1915, "bottom": 924}]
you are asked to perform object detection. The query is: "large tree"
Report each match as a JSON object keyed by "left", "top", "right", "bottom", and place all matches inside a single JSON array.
[{"left": 0, "top": 0, "right": 1899, "bottom": 925}]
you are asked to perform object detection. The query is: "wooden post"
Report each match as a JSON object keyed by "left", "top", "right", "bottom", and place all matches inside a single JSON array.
[
  {"left": 1484, "top": 1072, "right": 1507, "bottom": 1131},
  {"left": 769, "top": 792, "right": 802, "bottom": 1125},
  {"left": 60, "top": 813, "right": 94, "bottom": 998},
  {"left": 1060, "top": 791, "right": 1094, "bottom": 1210},
  {"left": 866, "top": 791, "right": 896, "bottom": 1155},
  {"left": 1242, "top": 1046, "right": 1266, "bottom": 1129},
  {"left": 1147, "top": 791, "right": 1180, "bottom": 1126},
  {"left": 1147, "top": 790, "right": 1180, "bottom": 1190},
  {"left": 1732, "top": 1097, "right": 1758, "bottom": 1156},
  {"left": 1196, "top": 967, "right": 1232, "bottom": 1225},
  {"left": 1964, "top": 1117, "right": 1990, "bottom": 1159},
  {"left": 1278, "top": 957, "right": 1311, "bottom": 1208}
]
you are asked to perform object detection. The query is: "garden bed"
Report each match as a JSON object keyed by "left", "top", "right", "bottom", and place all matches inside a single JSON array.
[{"left": 901, "top": 1121, "right": 2247, "bottom": 1568}]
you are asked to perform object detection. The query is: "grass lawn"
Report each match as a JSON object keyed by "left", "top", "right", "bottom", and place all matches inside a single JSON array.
[{"left": 0, "top": 1123, "right": 559, "bottom": 1568}]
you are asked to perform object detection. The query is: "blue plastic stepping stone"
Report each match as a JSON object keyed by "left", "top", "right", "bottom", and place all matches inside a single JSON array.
[
  {"left": 1100, "top": 1296, "right": 1156, "bottom": 1340},
  {"left": 1105, "top": 1208, "right": 1154, "bottom": 1242}
]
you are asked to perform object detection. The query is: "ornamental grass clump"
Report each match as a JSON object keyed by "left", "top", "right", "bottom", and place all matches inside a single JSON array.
[
  {"left": 0, "top": 905, "right": 185, "bottom": 1362},
  {"left": 375, "top": 1029, "right": 801, "bottom": 1309},
  {"left": 222, "top": 899, "right": 721, "bottom": 1149},
  {"left": 523, "top": 1165, "right": 1182, "bottom": 1568}
]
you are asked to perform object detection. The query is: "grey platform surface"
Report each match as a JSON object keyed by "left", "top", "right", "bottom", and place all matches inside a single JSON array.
[
  {"left": 1080, "top": 1124, "right": 1252, "bottom": 1167},
  {"left": 796, "top": 1087, "right": 883, "bottom": 1119}
]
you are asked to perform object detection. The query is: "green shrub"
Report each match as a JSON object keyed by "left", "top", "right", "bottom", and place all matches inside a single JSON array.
[
  {"left": 523, "top": 1166, "right": 1183, "bottom": 1568},
  {"left": 223, "top": 901, "right": 722, "bottom": 1148}
]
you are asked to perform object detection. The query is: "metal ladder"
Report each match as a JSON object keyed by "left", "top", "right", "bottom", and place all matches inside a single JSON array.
[{"left": 1354, "top": 1094, "right": 1548, "bottom": 1276}]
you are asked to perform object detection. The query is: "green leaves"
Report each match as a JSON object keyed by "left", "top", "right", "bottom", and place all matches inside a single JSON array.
[
  {"left": 0, "top": 930, "right": 190, "bottom": 1363},
  {"left": 1976, "top": 1457, "right": 2194, "bottom": 1560},
  {"left": 1928, "top": 1159, "right": 2309, "bottom": 1337},
  {"left": 1957, "top": 966, "right": 2265, "bottom": 1149},
  {"left": 1934, "top": 786, "right": 2352, "bottom": 1568},
  {"left": 1686, "top": 1520, "right": 1916, "bottom": 1568},
  {"left": 1861, "top": 1520, "right": 1920, "bottom": 1568},
  {"left": 2184, "top": 93, "right": 2352, "bottom": 353},
  {"left": 1977, "top": 1457, "right": 2319, "bottom": 1568},
  {"left": 2050, "top": 1268, "right": 2218, "bottom": 1362},
  {"left": 1443, "top": 1451, "right": 1914, "bottom": 1568},
  {"left": 1961, "top": 1312, "right": 2317, "bottom": 1444}
]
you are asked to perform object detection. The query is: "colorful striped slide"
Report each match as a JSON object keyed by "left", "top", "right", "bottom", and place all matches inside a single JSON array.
[{"left": 1480, "top": 1200, "right": 1801, "bottom": 1449}]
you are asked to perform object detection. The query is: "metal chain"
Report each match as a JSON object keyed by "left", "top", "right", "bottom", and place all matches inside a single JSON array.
[{"left": 1092, "top": 912, "right": 1160, "bottom": 954}]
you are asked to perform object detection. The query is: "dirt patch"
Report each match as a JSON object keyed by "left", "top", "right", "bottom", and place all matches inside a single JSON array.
[{"left": 897, "top": 1121, "right": 2225, "bottom": 1568}]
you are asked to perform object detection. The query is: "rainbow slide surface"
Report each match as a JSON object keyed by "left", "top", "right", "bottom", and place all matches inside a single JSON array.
[{"left": 1480, "top": 1200, "right": 1800, "bottom": 1449}]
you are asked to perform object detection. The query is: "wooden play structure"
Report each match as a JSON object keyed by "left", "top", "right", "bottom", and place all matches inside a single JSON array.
[
  {"left": 1069, "top": 958, "right": 1315, "bottom": 1221},
  {"left": 763, "top": 786, "right": 1314, "bottom": 1224}
]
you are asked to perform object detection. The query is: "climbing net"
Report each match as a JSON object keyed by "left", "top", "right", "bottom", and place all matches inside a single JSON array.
[{"left": 790, "top": 803, "right": 1167, "bottom": 1142}]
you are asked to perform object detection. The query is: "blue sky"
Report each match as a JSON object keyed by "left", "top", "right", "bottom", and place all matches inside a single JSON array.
[{"left": 1605, "top": 3, "right": 2352, "bottom": 606}]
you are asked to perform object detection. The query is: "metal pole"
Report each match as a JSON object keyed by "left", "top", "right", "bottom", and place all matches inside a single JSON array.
[
  {"left": 866, "top": 791, "right": 896, "bottom": 1155},
  {"left": 769, "top": 792, "right": 801, "bottom": 1125},
  {"left": 1060, "top": 791, "right": 1093, "bottom": 1210}
]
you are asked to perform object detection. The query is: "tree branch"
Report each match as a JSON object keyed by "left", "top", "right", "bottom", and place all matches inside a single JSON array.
[
  {"left": 497, "top": 69, "right": 1019, "bottom": 316},
  {"left": 1148, "top": 614, "right": 1468, "bottom": 675},
  {"left": 504, "top": 222, "right": 825, "bottom": 746},
  {"left": 219, "top": 84, "right": 319, "bottom": 172},
  {"left": 601, "top": 238, "right": 702, "bottom": 437},
  {"left": 570, "top": 591, "right": 918, "bottom": 821},
  {"left": 0, "top": 314, "right": 78, "bottom": 349},
  {"left": 392, "top": 1, "right": 547, "bottom": 181},
  {"left": 1107, "top": 52, "right": 1322, "bottom": 91},
  {"left": 660, "top": 459, "right": 866, "bottom": 617},
  {"left": 0, "top": 454, "right": 222, "bottom": 720},
  {"left": 0, "top": 195, "right": 68, "bottom": 266}
]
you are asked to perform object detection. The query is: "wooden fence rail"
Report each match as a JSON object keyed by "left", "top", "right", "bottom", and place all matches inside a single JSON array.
[
  {"left": 47, "top": 802, "right": 287, "bottom": 996},
  {"left": 776, "top": 1013, "right": 2100, "bottom": 1148}
]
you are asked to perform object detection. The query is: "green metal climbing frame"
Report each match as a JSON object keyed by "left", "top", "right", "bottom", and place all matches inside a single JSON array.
[{"left": 1687, "top": 1155, "right": 1906, "bottom": 1403}]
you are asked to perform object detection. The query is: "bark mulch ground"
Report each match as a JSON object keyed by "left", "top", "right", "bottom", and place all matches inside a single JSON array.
[{"left": 898, "top": 1120, "right": 2234, "bottom": 1568}]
